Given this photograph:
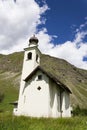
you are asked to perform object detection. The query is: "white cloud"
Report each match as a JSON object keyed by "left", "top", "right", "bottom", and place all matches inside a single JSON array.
[
  {"left": 0, "top": 0, "right": 48, "bottom": 53},
  {"left": 37, "top": 23, "right": 87, "bottom": 70}
]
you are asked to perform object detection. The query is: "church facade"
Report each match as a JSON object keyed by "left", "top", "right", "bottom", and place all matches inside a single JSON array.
[{"left": 14, "top": 36, "right": 71, "bottom": 118}]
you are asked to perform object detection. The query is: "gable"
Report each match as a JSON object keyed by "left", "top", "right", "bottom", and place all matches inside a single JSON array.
[
  {"left": 24, "top": 66, "right": 71, "bottom": 93},
  {"left": 26, "top": 70, "right": 49, "bottom": 84}
]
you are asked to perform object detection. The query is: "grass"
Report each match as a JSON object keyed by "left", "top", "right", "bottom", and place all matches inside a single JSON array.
[
  {"left": 0, "top": 52, "right": 24, "bottom": 72},
  {"left": 0, "top": 72, "right": 19, "bottom": 112},
  {"left": 0, "top": 113, "right": 87, "bottom": 130}
]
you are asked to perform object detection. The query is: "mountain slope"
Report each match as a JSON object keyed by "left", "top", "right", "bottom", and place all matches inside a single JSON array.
[{"left": 0, "top": 52, "right": 87, "bottom": 112}]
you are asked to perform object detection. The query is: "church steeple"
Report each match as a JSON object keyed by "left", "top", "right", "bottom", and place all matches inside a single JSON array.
[
  {"left": 29, "top": 35, "right": 39, "bottom": 47},
  {"left": 21, "top": 35, "right": 40, "bottom": 78}
]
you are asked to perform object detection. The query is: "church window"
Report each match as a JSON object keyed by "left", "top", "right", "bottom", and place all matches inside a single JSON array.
[
  {"left": 27, "top": 52, "right": 32, "bottom": 60},
  {"left": 37, "top": 86, "right": 41, "bottom": 90},
  {"left": 36, "top": 54, "right": 39, "bottom": 62},
  {"left": 38, "top": 75, "right": 42, "bottom": 80}
]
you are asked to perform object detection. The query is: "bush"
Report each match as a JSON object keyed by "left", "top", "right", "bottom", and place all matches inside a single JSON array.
[{"left": 72, "top": 105, "right": 87, "bottom": 116}]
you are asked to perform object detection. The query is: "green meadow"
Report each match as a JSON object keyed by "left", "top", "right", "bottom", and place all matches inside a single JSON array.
[{"left": 0, "top": 113, "right": 87, "bottom": 130}]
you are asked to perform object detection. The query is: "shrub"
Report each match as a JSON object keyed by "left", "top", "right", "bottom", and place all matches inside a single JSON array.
[{"left": 72, "top": 105, "right": 87, "bottom": 116}]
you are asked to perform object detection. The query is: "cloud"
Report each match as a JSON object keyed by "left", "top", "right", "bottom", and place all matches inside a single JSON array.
[
  {"left": 0, "top": 0, "right": 48, "bottom": 54},
  {"left": 37, "top": 22, "right": 87, "bottom": 70}
]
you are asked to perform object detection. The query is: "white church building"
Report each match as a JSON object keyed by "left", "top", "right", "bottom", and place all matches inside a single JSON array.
[{"left": 14, "top": 36, "right": 72, "bottom": 118}]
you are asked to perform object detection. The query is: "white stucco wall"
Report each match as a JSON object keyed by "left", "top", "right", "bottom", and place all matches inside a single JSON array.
[
  {"left": 48, "top": 80, "right": 71, "bottom": 118},
  {"left": 16, "top": 47, "right": 41, "bottom": 115},
  {"left": 22, "top": 47, "right": 40, "bottom": 79},
  {"left": 61, "top": 91, "right": 71, "bottom": 117},
  {"left": 15, "top": 70, "right": 71, "bottom": 117},
  {"left": 17, "top": 70, "right": 50, "bottom": 117},
  {"left": 49, "top": 80, "right": 61, "bottom": 118}
]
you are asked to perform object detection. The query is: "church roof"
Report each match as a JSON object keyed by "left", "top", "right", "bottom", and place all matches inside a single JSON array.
[{"left": 24, "top": 66, "right": 71, "bottom": 93}]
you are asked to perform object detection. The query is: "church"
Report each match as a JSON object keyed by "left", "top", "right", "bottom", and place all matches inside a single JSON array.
[{"left": 13, "top": 36, "right": 72, "bottom": 118}]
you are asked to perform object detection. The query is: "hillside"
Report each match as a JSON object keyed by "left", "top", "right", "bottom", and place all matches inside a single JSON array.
[{"left": 0, "top": 52, "right": 87, "bottom": 112}]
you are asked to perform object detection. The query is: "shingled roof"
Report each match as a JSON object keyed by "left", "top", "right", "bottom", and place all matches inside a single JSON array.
[{"left": 24, "top": 66, "right": 71, "bottom": 93}]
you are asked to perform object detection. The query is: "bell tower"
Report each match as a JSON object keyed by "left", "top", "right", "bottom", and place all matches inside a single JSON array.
[
  {"left": 22, "top": 35, "right": 41, "bottom": 78},
  {"left": 16, "top": 36, "right": 41, "bottom": 115}
]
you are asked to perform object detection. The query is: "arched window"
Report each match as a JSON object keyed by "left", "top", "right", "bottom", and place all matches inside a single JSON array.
[
  {"left": 36, "top": 54, "right": 38, "bottom": 62},
  {"left": 28, "top": 52, "right": 32, "bottom": 60}
]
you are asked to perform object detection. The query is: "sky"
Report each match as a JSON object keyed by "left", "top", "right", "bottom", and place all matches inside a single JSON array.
[{"left": 0, "top": 0, "right": 87, "bottom": 70}]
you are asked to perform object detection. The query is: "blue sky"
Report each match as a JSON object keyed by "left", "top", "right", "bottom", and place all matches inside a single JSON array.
[
  {"left": 37, "top": 0, "right": 87, "bottom": 43},
  {"left": 0, "top": 0, "right": 87, "bottom": 69}
]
